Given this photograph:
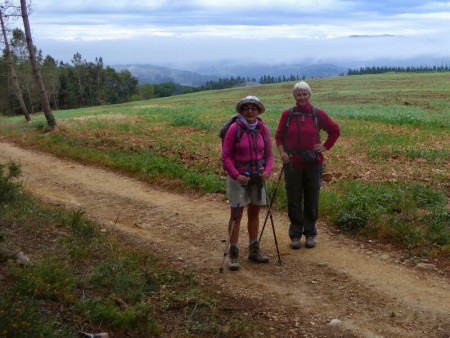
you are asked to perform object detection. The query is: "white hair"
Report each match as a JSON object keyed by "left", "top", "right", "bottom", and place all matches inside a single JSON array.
[{"left": 292, "top": 81, "right": 312, "bottom": 96}]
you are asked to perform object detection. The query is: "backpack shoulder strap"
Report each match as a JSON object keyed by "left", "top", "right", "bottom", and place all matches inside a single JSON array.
[
  {"left": 311, "top": 106, "right": 319, "bottom": 129},
  {"left": 241, "top": 118, "right": 267, "bottom": 143},
  {"left": 286, "top": 106, "right": 296, "bottom": 129},
  {"left": 235, "top": 121, "right": 242, "bottom": 142},
  {"left": 288, "top": 106, "right": 319, "bottom": 129},
  {"left": 258, "top": 118, "right": 268, "bottom": 146},
  {"left": 281, "top": 107, "right": 296, "bottom": 144}
]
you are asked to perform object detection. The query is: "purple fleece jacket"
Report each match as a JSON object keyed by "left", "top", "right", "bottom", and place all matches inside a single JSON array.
[{"left": 221, "top": 120, "right": 274, "bottom": 180}]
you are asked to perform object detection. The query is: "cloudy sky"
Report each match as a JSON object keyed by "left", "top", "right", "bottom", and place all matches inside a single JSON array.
[{"left": 14, "top": 0, "right": 450, "bottom": 68}]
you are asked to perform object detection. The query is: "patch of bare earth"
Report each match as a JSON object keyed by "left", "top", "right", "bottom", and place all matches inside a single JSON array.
[{"left": 0, "top": 140, "right": 449, "bottom": 338}]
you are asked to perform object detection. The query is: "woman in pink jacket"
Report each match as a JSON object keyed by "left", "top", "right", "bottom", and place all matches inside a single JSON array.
[{"left": 221, "top": 96, "right": 274, "bottom": 271}]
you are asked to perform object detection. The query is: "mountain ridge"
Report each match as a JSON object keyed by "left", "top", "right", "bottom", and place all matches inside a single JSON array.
[
  {"left": 113, "top": 57, "right": 449, "bottom": 86},
  {"left": 113, "top": 62, "right": 348, "bottom": 86}
]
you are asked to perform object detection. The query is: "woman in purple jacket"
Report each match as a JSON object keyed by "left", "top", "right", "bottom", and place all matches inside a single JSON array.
[
  {"left": 221, "top": 96, "right": 274, "bottom": 271},
  {"left": 275, "top": 81, "right": 340, "bottom": 250}
]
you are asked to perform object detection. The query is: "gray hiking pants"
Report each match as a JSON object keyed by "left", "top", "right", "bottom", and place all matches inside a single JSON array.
[{"left": 284, "top": 162, "right": 323, "bottom": 239}]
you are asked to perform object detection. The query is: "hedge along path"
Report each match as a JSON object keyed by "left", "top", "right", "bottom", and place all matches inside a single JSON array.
[{"left": 0, "top": 140, "right": 448, "bottom": 338}]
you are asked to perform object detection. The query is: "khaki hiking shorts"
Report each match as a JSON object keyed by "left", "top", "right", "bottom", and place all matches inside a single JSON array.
[{"left": 226, "top": 175, "right": 267, "bottom": 208}]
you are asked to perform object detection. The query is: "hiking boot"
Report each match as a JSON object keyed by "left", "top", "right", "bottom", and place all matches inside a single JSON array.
[
  {"left": 248, "top": 241, "right": 269, "bottom": 263},
  {"left": 305, "top": 236, "right": 316, "bottom": 249},
  {"left": 228, "top": 245, "right": 240, "bottom": 271},
  {"left": 291, "top": 238, "right": 301, "bottom": 250}
]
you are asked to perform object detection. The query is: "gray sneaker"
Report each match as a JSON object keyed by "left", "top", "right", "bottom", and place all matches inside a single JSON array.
[
  {"left": 305, "top": 237, "right": 316, "bottom": 249},
  {"left": 228, "top": 245, "right": 240, "bottom": 271},
  {"left": 291, "top": 238, "right": 301, "bottom": 250},
  {"left": 248, "top": 241, "right": 269, "bottom": 263}
]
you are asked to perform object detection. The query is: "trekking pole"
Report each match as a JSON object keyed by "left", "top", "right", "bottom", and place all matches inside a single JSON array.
[
  {"left": 219, "top": 203, "right": 240, "bottom": 273},
  {"left": 261, "top": 180, "right": 282, "bottom": 265},
  {"left": 258, "top": 166, "right": 284, "bottom": 243}
]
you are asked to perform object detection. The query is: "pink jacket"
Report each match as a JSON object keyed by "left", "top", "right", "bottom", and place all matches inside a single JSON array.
[
  {"left": 222, "top": 120, "right": 274, "bottom": 180},
  {"left": 275, "top": 102, "right": 340, "bottom": 169}
]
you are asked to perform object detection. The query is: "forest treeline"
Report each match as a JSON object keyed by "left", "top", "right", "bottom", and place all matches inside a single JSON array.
[
  {"left": 199, "top": 73, "right": 306, "bottom": 88},
  {"left": 347, "top": 64, "right": 450, "bottom": 75},
  {"left": 0, "top": 28, "right": 138, "bottom": 116}
]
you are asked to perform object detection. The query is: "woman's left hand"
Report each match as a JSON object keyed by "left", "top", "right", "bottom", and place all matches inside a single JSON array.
[{"left": 313, "top": 143, "right": 326, "bottom": 152}]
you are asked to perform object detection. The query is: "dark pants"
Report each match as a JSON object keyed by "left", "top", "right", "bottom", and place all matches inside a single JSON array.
[{"left": 284, "top": 162, "right": 323, "bottom": 240}]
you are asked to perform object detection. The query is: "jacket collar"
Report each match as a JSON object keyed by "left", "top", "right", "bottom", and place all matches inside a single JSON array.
[{"left": 295, "top": 102, "right": 312, "bottom": 114}]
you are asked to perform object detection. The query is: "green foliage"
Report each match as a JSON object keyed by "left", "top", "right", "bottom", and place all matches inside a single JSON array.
[
  {"left": 170, "top": 114, "right": 215, "bottom": 130},
  {"left": 138, "top": 83, "right": 155, "bottom": 99},
  {"left": 11, "top": 258, "right": 77, "bottom": 303},
  {"left": 89, "top": 253, "right": 152, "bottom": 302},
  {"left": 0, "top": 162, "right": 21, "bottom": 203},
  {"left": 330, "top": 104, "right": 448, "bottom": 129},
  {"left": 69, "top": 209, "right": 99, "bottom": 238},
  {"left": 0, "top": 295, "right": 77, "bottom": 338},
  {"left": 423, "top": 209, "right": 450, "bottom": 247},
  {"left": 0, "top": 175, "right": 263, "bottom": 336},
  {"left": 78, "top": 298, "right": 160, "bottom": 335},
  {"left": 184, "top": 171, "right": 224, "bottom": 192},
  {"left": 411, "top": 183, "right": 447, "bottom": 208},
  {"left": 333, "top": 181, "right": 402, "bottom": 233},
  {"left": 348, "top": 64, "right": 450, "bottom": 75},
  {"left": 0, "top": 49, "right": 138, "bottom": 115},
  {"left": 330, "top": 181, "right": 449, "bottom": 253},
  {"left": 139, "top": 152, "right": 184, "bottom": 178}
]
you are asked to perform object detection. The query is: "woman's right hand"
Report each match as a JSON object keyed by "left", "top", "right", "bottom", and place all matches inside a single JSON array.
[
  {"left": 277, "top": 145, "right": 291, "bottom": 164},
  {"left": 280, "top": 151, "right": 291, "bottom": 164},
  {"left": 237, "top": 174, "right": 250, "bottom": 186}
]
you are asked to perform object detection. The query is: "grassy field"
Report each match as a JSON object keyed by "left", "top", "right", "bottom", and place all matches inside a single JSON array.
[
  {"left": 0, "top": 72, "right": 449, "bottom": 259},
  {"left": 0, "top": 164, "right": 284, "bottom": 337}
]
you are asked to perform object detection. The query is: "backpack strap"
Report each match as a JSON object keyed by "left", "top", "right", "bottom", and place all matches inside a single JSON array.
[
  {"left": 286, "top": 106, "right": 319, "bottom": 130},
  {"left": 220, "top": 115, "right": 268, "bottom": 145},
  {"left": 283, "top": 106, "right": 321, "bottom": 148},
  {"left": 236, "top": 118, "right": 267, "bottom": 145},
  {"left": 234, "top": 120, "right": 268, "bottom": 171}
]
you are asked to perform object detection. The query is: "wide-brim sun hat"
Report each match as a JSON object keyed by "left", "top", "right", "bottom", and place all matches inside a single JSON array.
[{"left": 235, "top": 96, "right": 265, "bottom": 114}]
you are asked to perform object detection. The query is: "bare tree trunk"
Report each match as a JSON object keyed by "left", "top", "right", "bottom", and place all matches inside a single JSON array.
[
  {"left": 19, "top": 0, "right": 56, "bottom": 128},
  {"left": 0, "top": 7, "right": 30, "bottom": 121},
  {"left": 24, "top": 82, "right": 35, "bottom": 114}
]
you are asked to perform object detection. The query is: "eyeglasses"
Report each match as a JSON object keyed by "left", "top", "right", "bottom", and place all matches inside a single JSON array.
[{"left": 242, "top": 106, "right": 259, "bottom": 112}]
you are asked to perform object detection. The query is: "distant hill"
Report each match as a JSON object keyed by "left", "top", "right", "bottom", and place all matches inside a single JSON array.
[
  {"left": 113, "top": 56, "right": 449, "bottom": 87},
  {"left": 113, "top": 64, "right": 220, "bottom": 86},
  {"left": 190, "top": 61, "right": 348, "bottom": 79},
  {"left": 113, "top": 62, "right": 348, "bottom": 86}
]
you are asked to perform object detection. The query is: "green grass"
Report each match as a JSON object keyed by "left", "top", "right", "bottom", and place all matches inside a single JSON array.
[
  {"left": 0, "top": 72, "right": 449, "bottom": 257},
  {"left": 320, "top": 180, "right": 449, "bottom": 257},
  {"left": 327, "top": 104, "right": 448, "bottom": 129},
  {"left": 0, "top": 164, "right": 277, "bottom": 337}
]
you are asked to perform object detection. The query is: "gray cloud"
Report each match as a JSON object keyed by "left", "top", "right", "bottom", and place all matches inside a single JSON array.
[{"left": 24, "top": 0, "right": 450, "bottom": 67}]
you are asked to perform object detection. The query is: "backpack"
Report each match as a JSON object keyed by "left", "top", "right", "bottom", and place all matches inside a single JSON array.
[{"left": 219, "top": 114, "right": 268, "bottom": 145}]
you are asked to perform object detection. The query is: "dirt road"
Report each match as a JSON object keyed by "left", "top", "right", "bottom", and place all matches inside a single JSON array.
[{"left": 1, "top": 141, "right": 449, "bottom": 338}]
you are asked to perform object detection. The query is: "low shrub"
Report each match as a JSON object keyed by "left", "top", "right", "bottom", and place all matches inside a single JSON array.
[
  {"left": 0, "top": 162, "right": 21, "bottom": 203},
  {"left": 330, "top": 181, "right": 448, "bottom": 255}
]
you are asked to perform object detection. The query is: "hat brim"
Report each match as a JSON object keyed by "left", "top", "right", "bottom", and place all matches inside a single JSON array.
[{"left": 236, "top": 99, "right": 265, "bottom": 114}]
